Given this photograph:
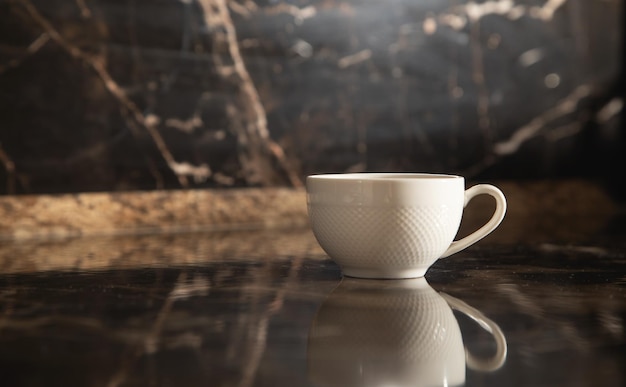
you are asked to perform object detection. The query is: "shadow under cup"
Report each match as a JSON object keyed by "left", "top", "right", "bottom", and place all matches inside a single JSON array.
[{"left": 306, "top": 173, "right": 506, "bottom": 279}]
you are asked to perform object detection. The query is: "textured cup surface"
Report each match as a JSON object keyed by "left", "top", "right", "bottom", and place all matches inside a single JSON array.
[{"left": 307, "top": 173, "right": 465, "bottom": 278}]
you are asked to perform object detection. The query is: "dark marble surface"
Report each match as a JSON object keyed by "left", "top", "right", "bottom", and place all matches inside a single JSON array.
[
  {"left": 0, "top": 0, "right": 624, "bottom": 196},
  {"left": 0, "top": 210, "right": 624, "bottom": 386}
]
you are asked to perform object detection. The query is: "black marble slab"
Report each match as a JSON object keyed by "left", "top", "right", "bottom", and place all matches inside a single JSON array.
[
  {"left": 0, "top": 209, "right": 624, "bottom": 386},
  {"left": 0, "top": 0, "right": 624, "bottom": 197}
]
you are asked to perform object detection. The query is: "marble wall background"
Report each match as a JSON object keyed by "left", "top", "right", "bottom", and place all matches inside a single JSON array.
[{"left": 0, "top": 0, "right": 623, "bottom": 196}]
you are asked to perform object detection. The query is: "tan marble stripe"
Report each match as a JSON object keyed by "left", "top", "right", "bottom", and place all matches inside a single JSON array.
[
  {"left": 0, "top": 181, "right": 621, "bottom": 273},
  {"left": 0, "top": 188, "right": 308, "bottom": 240},
  {"left": 0, "top": 180, "right": 619, "bottom": 242}
]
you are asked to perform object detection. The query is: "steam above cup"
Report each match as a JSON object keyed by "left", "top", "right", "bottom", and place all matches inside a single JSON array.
[
  {"left": 307, "top": 278, "right": 507, "bottom": 387},
  {"left": 307, "top": 173, "right": 507, "bottom": 278}
]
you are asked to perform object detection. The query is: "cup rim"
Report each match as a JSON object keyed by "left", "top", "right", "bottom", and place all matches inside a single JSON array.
[{"left": 307, "top": 173, "right": 462, "bottom": 181}]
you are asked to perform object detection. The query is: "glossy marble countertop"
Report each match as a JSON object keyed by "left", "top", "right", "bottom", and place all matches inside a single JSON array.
[{"left": 0, "top": 186, "right": 625, "bottom": 386}]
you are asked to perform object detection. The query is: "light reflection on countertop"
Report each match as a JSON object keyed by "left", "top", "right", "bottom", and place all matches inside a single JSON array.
[{"left": 0, "top": 212, "right": 624, "bottom": 386}]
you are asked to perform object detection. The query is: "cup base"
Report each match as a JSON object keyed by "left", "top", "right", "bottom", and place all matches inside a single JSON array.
[{"left": 341, "top": 266, "right": 428, "bottom": 279}]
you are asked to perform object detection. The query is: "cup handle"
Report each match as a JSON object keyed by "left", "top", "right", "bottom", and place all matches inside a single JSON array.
[
  {"left": 441, "top": 184, "right": 506, "bottom": 258},
  {"left": 440, "top": 293, "right": 508, "bottom": 371}
]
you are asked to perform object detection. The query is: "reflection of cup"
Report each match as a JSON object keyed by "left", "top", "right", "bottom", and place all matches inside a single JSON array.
[
  {"left": 308, "top": 278, "right": 507, "bottom": 387},
  {"left": 307, "top": 173, "right": 506, "bottom": 278}
]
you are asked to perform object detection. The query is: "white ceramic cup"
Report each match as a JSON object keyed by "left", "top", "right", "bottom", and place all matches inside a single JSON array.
[
  {"left": 307, "top": 278, "right": 507, "bottom": 387},
  {"left": 307, "top": 173, "right": 506, "bottom": 278}
]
